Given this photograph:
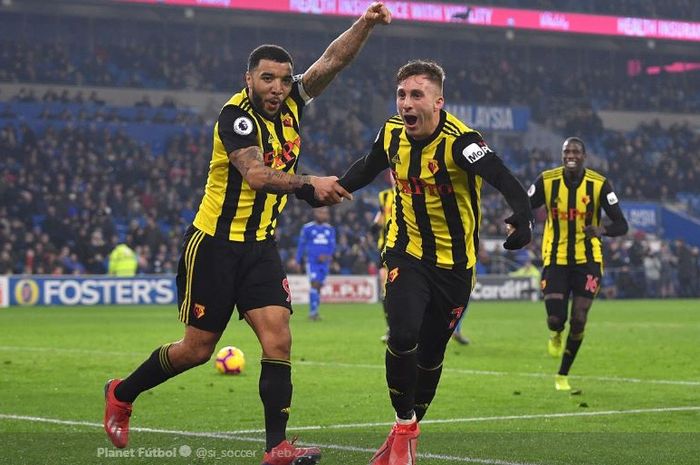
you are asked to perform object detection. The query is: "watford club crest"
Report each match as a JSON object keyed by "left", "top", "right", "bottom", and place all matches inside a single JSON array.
[
  {"left": 387, "top": 267, "right": 400, "bottom": 283},
  {"left": 427, "top": 159, "right": 440, "bottom": 175},
  {"left": 282, "top": 114, "right": 293, "bottom": 128},
  {"left": 582, "top": 195, "right": 591, "bottom": 205},
  {"left": 193, "top": 303, "right": 206, "bottom": 319}
]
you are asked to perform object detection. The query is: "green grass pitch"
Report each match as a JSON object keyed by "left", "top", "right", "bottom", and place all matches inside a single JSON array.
[{"left": 1, "top": 300, "right": 698, "bottom": 465}]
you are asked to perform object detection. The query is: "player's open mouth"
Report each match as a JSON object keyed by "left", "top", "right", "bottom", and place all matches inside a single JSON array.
[
  {"left": 565, "top": 160, "right": 577, "bottom": 168},
  {"left": 404, "top": 115, "right": 418, "bottom": 126}
]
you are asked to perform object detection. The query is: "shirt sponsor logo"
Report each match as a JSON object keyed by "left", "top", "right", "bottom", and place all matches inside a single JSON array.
[
  {"left": 395, "top": 176, "right": 454, "bottom": 196},
  {"left": 462, "top": 142, "right": 492, "bottom": 163}
]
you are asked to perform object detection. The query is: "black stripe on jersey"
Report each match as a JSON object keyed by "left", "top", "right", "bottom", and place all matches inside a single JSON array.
[
  {"left": 467, "top": 172, "right": 480, "bottom": 269},
  {"left": 390, "top": 129, "right": 409, "bottom": 251},
  {"left": 289, "top": 82, "right": 305, "bottom": 117},
  {"left": 584, "top": 180, "right": 595, "bottom": 263},
  {"left": 433, "top": 139, "right": 467, "bottom": 266},
  {"left": 388, "top": 116, "right": 403, "bottom": 125},
  {"left": 442, "top": 120, "right": 461, "bottom": 137},
  {"left": 410, "top": 144, "right": 436, "bottom": 263},
  {"left": 567, "top": 182, "right": 577, "bottom": 262},
  {"left": 244, "top": 114, "right": 275, "bottom": 241},
  {"left": 267, "top": 112, "right": 294, "bottom": 237},
  {"left": 265, "top": 194, "right": 285, "bottom": 239},
  {"left": 214, "top": 167, "right": 243, "bottom": 239},
  {"left": 549, "top": 179, "right": 561, "bottom": 262}
]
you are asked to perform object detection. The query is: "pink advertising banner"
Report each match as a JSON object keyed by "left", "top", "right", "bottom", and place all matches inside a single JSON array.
[{"left": 118, "top": 0, "right": 700, "bottom": 42}]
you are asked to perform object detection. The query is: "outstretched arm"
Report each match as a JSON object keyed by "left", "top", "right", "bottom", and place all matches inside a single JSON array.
[
  {"left": 302, "top": 2, "right": 391, "bottom": 98},
  {"left": 217, "top": 104, "right": 351, "bottom": 204},
  {"left": 229, "top": 147, "right": 351, "bottom": 204},
  {"left": 452, "top": 132, "right": 533, "bottom": 250}
]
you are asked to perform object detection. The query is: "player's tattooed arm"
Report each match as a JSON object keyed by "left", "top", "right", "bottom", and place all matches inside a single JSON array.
[
  {"left": 229, "top": 147, "right": 309, "bottom": 193},
  {"left": 229, "top": 148, "right": 351, "bottom": 204},
  {"left": 302, "top": 2, "right": 391, "bottom": 97}
]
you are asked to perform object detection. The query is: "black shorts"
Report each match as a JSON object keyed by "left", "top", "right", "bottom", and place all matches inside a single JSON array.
[
  {"left": 176, "top": 226, "right": 292, "bottom": 332},
  {"left": 541, "top": 262, "right": 602, "bottom": 299},
  {"left": 383, "top": 250, "right": 473, "bottom": 340}
]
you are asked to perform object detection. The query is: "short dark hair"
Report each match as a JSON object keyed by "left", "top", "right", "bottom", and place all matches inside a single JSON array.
[
  {"left": 396, "top": 60, "right": 445, "bottom": 89},
  {"left": 564, "top": 136, "right": 586, "bottom": 153},
  {"left": 247, "top": 45, "right": 293, "bottom": 71}
]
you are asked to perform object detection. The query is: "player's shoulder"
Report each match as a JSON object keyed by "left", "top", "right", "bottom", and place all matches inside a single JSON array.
[
  {"left": 222, "top": 88, "right": 252, "bottom": 113},
  {"left": 385, "top": 115, "right": 404, "bottom": 128},
  {"left": 302, "top": 221, "right": 315, "bottom": 229},
  {"left": 584, "top": 168, "right": 607, "bottom": 183},
  {"left": 542, "top": 166, "right": 564, "bottom": 180},
  {"left": 442, "top": 111, "right": 477, "bottom": 139}
]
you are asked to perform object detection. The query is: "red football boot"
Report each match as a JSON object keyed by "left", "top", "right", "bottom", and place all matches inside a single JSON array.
[
  {"left": 388, "top": 419, "right": 420, "bottom": 465},
  {"left": 103, "top": 379, "right": 132, "bottom": 448}
]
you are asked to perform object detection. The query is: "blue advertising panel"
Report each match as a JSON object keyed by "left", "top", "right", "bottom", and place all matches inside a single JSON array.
[
  {"left": 443, "top": 104, "right": 530, "bottom": 131},
  {"left": 621, "top": 202, "right": 660, "bottom": 234},
  {"left": 9, "top": 276, "right": 177, "bottom": 307}
]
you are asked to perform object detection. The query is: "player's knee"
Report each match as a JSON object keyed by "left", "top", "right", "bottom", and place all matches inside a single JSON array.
[
  {"left": 180, "top": 344, "right": 215, "bottom": 367},
  {"left": 417, "top": 352, "right": 444, "bottom": 371},
  {"left": 570, "top": 316, "right": 587, "bottom": 334},
  {"left": 547, "top": 314, "right": 564, "bottom": 331},
  {"left": 260, "top": 336, "right": 291, "bottom": 360},
  {"left": 387, "top": 332, "right": 419, "bottom": 353}
]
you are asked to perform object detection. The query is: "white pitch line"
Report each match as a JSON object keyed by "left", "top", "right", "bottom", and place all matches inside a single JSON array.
[
  {"left": 0, "top": 414, "right": 539, "bottom": 465},
  {"left": 1, "top": 345, "right": 699, "bottom": 387},
  {"left": 223, "top": 405, "right": 700, "bottom": 434},
  {"left": 296, "top": 360, "right": 700, "bottom": 387}
]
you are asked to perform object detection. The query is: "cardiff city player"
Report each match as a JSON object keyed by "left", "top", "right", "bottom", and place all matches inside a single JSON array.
[{"left": 295, "top": 207, "right": 336, "bottom": 320}]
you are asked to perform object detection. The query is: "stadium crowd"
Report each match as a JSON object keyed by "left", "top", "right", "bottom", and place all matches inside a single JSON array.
[
  {"left": 2, "top": 14, "right": 700, "bottom": 115},
  {"left": 2, "top": 88, "right": 700, "bottom": 297},
  {"left": 2, "top": 9, "right": 700, "bottom": 298}
]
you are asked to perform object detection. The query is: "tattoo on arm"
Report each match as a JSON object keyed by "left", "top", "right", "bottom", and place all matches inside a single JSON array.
[
  {"left": 303, "top": 19, "right": 372, "bottom": 97},
  {"left": 230, "top": 146, "right": 264, "bottom": 179},
  {"left": 230, "top": 147, "right": 311, "bottom": 193}
]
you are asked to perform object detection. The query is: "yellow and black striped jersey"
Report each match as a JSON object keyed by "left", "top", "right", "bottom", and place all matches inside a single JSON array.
[
  {"left": 193, "top": 76, "right": 310, "bottom": 242},
  {"left": 339, "top": 109, "right": 531, "bottom": 270},
  {"left": 529, "top": 167, "right": 620, "bottom": 266},
  {"left": 376, "top": 187, "right": 395, "bottom": 252}
]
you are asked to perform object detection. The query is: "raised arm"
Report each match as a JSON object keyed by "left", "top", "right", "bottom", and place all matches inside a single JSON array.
[{"left": 302, "top": 2, "right": 391, "bottom": 98}]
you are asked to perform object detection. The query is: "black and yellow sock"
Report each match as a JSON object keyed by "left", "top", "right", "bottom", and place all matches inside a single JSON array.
[
  {"left": 385, "top": 344, "right": 417, "bottom": 420},
  {"left": 260, "top": 358, "right": 292, "bottom": 452},
  {"left": 115, "top": 343, "right": 178, "bottom": 403},
  {"left": 414, "top": 362, "right": 443, "bottom": 422},
  {"left": 558, "top": 332, "right": 584, "bottom": 375}
]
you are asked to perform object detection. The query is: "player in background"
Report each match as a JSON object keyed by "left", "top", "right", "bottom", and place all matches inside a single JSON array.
[
  {"left": 295, "top": 207, "right": 336, "bottom": 320},
  {"left": 102, "top": 4, "right": 392, "bottom": 465},
  {"left": 373, "top": 173, "right": 395, "bottom": 342},
  {"left": 529, "top": 137, "right": 628, "bottom": 391},
  {"left": 451, "top": 311, "right": 470, "bottom": 345}
]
